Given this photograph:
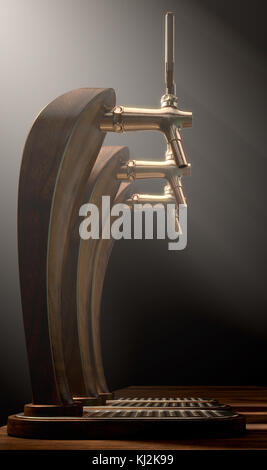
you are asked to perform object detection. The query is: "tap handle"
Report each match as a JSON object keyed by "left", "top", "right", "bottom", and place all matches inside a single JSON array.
[{"left": 165, "top": 12, "right": 176, "bottom": 96}]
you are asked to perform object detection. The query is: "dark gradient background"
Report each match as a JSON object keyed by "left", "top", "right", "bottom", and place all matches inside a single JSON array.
[{"left": 0, "top": 0, "right": 266, "bottom": 425}]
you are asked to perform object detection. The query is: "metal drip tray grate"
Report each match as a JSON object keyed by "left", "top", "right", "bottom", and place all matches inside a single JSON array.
[
  {"left": 84, "top": 408, "right": 237, "bottom": 420},
  {"left": 106, "top": 398, "right": 228, "bottom": 409},
  {"left": 113, "top": 397, "right": 214, "bottom": 401}
]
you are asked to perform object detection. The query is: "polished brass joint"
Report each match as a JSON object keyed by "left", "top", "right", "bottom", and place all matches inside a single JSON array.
[
  {"left": 112, "top": 106, "right": 124, "bottom": 132},
  {"left": 160, "top": 93, "right": 178, "bottom": 109}
]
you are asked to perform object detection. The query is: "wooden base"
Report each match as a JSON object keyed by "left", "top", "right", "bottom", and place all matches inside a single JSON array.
[
  {"left": 3, "top": 387, "right": 267, "bottom": 449},
  {"left": 7, "top": 412, "right": 245, "bottom": 440},
  {"left": 24, "top": 403, "right": 83, "bottom": 417},
  {"left": 8, "top": 397, "right": 246, "bottom": 439}
]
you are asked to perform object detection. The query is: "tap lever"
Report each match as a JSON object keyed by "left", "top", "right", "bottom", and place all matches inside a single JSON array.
[{"left": 165, "top": 12, "right": 176, "bottom": 96}]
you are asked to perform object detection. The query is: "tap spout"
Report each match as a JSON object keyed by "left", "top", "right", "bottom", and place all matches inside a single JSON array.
[{"left": 117, "top": 158, "right": 190, "bottom": 181}]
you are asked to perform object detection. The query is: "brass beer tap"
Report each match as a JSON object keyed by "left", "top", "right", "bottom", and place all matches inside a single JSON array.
[{"left": 100, "top": 11, "right": 192, "bottom": 214}]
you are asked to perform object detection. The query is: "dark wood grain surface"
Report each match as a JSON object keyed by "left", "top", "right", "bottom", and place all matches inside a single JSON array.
[
  {"left": 18, "top": 88, "right": 115, "bottom": 405},
  {"left": 87, "top": 183, "right": 133, "bottom": 395},
  {"left": 76, "top": 149, "right": 129, "bottom": 399},
  {"left": 62, "top": 146, "right": 129, "bottom": 400},
  {"left": 1, "top": 386, "right": 267, "bottom": 449}
]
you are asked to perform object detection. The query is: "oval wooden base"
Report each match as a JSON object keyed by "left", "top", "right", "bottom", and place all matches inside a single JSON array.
[
  {"left": 24, "top": 403, "right": 83, "bottom": 417},
  {"left": 7, "top": 412, "right": 246, "bottom": 440}
]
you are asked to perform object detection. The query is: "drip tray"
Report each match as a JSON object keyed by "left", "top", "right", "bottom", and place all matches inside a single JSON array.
[{"left": 8, "top": 397, "right": 246, "bottom": 439}]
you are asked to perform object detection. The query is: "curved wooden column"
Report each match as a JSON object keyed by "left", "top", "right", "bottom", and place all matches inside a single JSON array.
[
  {"left": 77, "top": 149, "right": 129, "bottom": 398},
  {"left": 18, "top": 87, "right": 115, "bottom": 409},
  {"left": 63, "top": 146, "right": 129, "bottom": 403},
  {"left": 81, "top": 183, "right": 135, "bottom": 396},
  {"left": 62, "top": 147, "right": 126, "bottom": 404}
]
